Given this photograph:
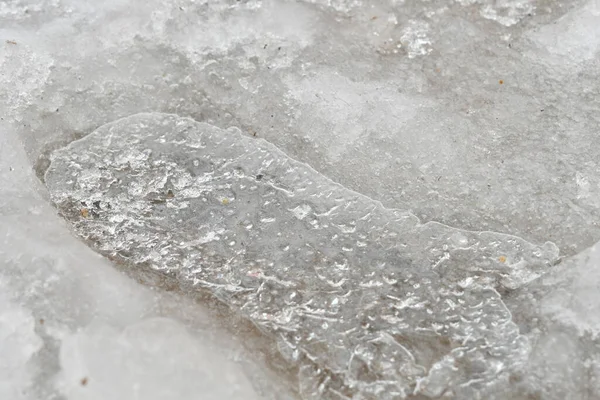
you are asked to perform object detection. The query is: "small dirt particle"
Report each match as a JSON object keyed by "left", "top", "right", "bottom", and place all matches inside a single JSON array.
[{"left": 80, "top": 377, "right": 88, "bottom": 386}]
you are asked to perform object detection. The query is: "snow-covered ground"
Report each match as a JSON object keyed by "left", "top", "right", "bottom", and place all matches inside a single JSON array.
[{"left": 2, "top": 0, "right": 600, "bottom": 398}]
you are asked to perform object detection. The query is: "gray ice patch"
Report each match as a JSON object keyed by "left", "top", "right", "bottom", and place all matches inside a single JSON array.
[{"left": 45, "top": 113, "right": 559, "bottom": 399}]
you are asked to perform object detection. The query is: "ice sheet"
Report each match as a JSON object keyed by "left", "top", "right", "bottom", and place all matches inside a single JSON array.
[
  {"left": 0, "top": 128, "right": 294, "bottom": 400},
  {"left": 45, "top": 113, "right": 559, "bottom": 398},
  {"left": 3, "top": 0, "right": 600, "bottom": 398}
]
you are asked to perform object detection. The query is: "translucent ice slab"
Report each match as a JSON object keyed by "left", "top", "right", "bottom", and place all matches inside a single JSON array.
[{"left": 46, "top": 113, "right": 559, "bottom": 399}]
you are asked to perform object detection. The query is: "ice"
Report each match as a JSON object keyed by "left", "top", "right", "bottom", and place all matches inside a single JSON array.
[
  {"left": 0, "top": 0, "right": 596, "bottom": 255},
  {"left": 45, "top": 113, "right": 558, "bottom": 398},
  {"left": 497, "top": 241, "right": 600, "bottom": 399},
  {"left": 2, "top": 0, "right": 600, "bottom": 398},
  {"left": 58, "top": 318, "right": 260, "bottom": 400},
  {"left": 527, "top": 0, "right": 600, "bottom": 65},
  {"left": 0, "top": 290, "right": 42, "bottom": 400},
  {"left": 0, "top": 131, "right": 294, "bottom": 399}
]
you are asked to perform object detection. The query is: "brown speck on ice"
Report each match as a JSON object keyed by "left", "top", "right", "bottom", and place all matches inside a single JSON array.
[
  {"left": 80, "top": 377, "right": 88, "bottom": 386},
  {"left": 499, "top": 80, "right": 504, "bottom": 85},
  {"left": 81, "top": 208, "right": 89, "bottom": 218},
  {"left": 5, "top": 40, "right": 17, "bottom": 45}
]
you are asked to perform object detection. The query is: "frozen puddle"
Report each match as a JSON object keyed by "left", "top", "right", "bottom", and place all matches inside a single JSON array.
[{"left": 45, "top": 113, "right": 560, "bottom": 399}]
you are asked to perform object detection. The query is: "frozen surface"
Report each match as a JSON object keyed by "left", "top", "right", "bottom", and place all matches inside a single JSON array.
[
  {"left": 0, "top": 130, "right": 294, "bottom": 400},
  {"left": 2, "top": 0, "right": 599, "bottom": 255},
  {"left": 2, "top": 0, "right": 600, "bottom": 398},
  {"left": 44, "top": 113, "right": 558, "bottom": 398}
]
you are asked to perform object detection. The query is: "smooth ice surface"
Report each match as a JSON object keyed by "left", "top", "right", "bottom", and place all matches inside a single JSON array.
[
  {"left": 0, "top": 129, "right": 294, "bottom": 400},
  {"left": 45, "top": 113, "right": 559, "bottom": 398},
  {"left": 3, "top": 0, "right": 600, "bottom": 398}
]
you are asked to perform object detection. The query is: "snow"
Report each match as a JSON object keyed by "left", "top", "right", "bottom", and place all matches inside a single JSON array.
[{"left": 2, "top": 0, "right": 600, "bottom": 398}]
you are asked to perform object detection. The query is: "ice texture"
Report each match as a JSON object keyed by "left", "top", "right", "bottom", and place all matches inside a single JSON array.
[
  {"left": 3, "top": 0, "right": 600, "bottom": 398},
  {"left": 3, "top": 0, "right": 599, "bottom": 256},
  {"left": 45, "top": 113, "right": 559, "bottom": 398},
  {"left": 0, "top": 128, "right": 294, "bottom": 400}
]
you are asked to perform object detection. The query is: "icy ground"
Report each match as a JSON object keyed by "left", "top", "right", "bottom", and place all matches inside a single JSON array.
[
  {"left": 1, "top": 0, "right": 600, "bottom": 399},
  {"left": 0, "top": 130, "right": 295, "bottom": 399}
]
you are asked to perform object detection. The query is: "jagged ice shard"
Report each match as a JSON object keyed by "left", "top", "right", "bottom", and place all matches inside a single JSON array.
[{"left": 45, "top": 113, "right": 559, "bottom": 398}]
